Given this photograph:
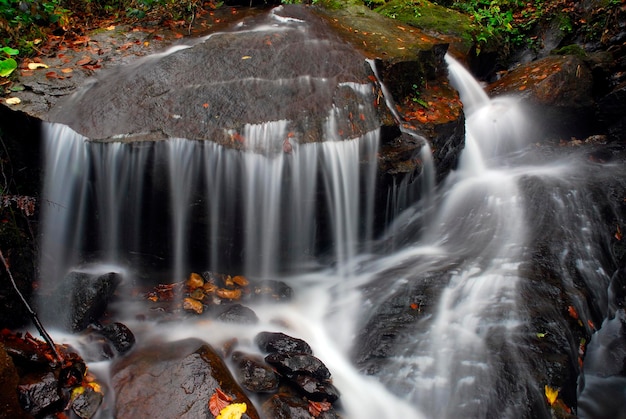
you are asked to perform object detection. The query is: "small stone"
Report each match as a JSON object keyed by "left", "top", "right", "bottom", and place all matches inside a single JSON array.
[
  {"left": 255, "top": 332, "right": 313, "bottom": 355},
  {"left": 71, "top": 385, "right": 104, "bottom": 419},
  {"left": 217, "top": 304, "right": 258, "bottom": 324},
  {"left": 265, "top": 353, "right": 331, "bottom": 380},
  {"left": 231, "top": 351, "right": 279, "bottom": 393},
  {"left": 100, "top": 322, "right": 135, "bottom": 354}
]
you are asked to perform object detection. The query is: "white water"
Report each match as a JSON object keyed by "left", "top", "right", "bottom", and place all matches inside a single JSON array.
[{"left": 36, "top": 23, "right": 622, "bottom": 419}]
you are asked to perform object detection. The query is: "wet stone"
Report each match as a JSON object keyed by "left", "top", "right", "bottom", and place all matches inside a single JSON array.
[
  {"left": 18, "top": 371, "right": 62, "bottom": 416},
  {"left": 100, "top": 322, "right": 135, "bottom": 355},
  {"left": 217, "top": 303, "right": 259, "bottom": 324},
  {"left": 49, "top": 271, "right": 122, "bottom": 332},
  {"left": 265, "top": 352, "right": 331, "bottom": 381},
  {"left": 71, "top": 385, "right": 104, "bottom": 419},
  {"left": 292, "top": 374, "right": 341, "bottom": 402},
  {"left": 251, "top": 280, "right": 293, "bottom": 302},
  {"left": 255, "top": 331, "right": 313, "bottom": 355},
  {"left": 231, "top": 351, "right": 280, "bottom": 393},
  {"left": 262, "top": 393, "right": 341, "bottom": 419}
]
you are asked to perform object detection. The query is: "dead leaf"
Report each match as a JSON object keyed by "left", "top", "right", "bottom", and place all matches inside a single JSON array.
[
  {"left": 308, "top": 400, "right": 331, "bottom": 417},
  {"left": 5, "top": 97, "right": 21, "bottom": 105},
  {"left": 106, "top": 25, "right": 116, "bottom": 31},
  {"left": 61, "top": 68, "right": 74, "bottom": 74},
  {"left": 241, "top": 56, "right": 251, "bottom": 60},
  {"left": 567, "top": 305, "right": 578, "bottom": 320},
  {"left": 76, "top": 57, "right": 92, "bottom": 66},
  {"left": 209, "top": 388, "right": 233, "bottom": 416},
  {"left": 27, "top": 62, "right": 49, "bottom": 70},
  {"left": 216, "top": 403, "right": 246, "bottom": 419},
  {"left": 544, "top": 385, "right": 559, "bottom": 405}
]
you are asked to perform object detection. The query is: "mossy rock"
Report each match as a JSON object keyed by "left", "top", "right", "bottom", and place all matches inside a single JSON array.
[{"left": 373, "top": 0, "right": 476, "bottom": 56}]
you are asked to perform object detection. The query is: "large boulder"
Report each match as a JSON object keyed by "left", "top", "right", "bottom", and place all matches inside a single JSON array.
[
  {"left": 487, "top": 54, "right": 595, "bottom": 140},
  {"left": 111, "top": 338, "right": 260, "bottom": 418}
]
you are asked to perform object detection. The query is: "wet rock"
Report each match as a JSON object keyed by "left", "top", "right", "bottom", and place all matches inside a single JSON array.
[
  {"left": 0, "top": 343, "right": 31, "bottom": 418},
  {"left": 217, "top": 303, "right": 259, "bottom": 324},
  {"left": 100, "top": 322, "right": 135, "bottom": 355},
  {"left": 111, "top": 338, "right": 259, "bottom": 419},
  {"left": 49, "top": 271, "right": 122, "bottom": 332},
  {"left": 265, "top": 352, "right": 331, "bottom": 381},
  {"left": 262, "top": 393, "right": 340, "bottom": 419},
  {"left": 597, "top": 82, "right": 626, "bottom": 142},
  {"left": 291, "top": 374, "right": 340, "bottom": 402},
  {"left": 17, "top": 371, "right": 62, "bottom": 417},
  {"left": 251, "top": 280, "right": 293, "bottom": 302},
  {"left": 352, "top": 269, "right": 452, "bottom": 374},
  {"left": 231, "top": 351, "right": 280, "bottom": 393},
  {"left": 487, "top": 55, "right": 595, "bottom": 140},
  {"left": 71, "top": 385, "right": 104, "bottom": 419},
  {"left": 255, "top": 331, "right": 313, "bottom": 355}
]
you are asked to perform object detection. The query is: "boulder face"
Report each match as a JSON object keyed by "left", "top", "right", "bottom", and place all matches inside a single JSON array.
[
  {"left": 111, "top": 338, "right": 260, "bottom": 419},
  {"left": 50, "top": 5, "right": 386, "bottom": 149},
  {"left": 487, "top": 55, "right": 595, "bottom": 140}
]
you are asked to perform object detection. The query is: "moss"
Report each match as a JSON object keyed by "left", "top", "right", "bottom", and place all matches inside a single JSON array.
[
  {"left": 374, "top": 0, "right": 476, "bottom": 51},
  {"left": 551, "top": 44, "right": 587, "bottom": 59}
]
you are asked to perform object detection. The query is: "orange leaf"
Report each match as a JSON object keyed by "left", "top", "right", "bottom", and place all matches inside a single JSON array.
[
  {"left": 209, "top": 388, "right": 232, "bottom": 416},
  {"left": 308, "top": 400, "right": 331, "bottom": 417},
  {"left": 76, "top": 57, "right": 92, "bottom": 66},
  {"left": 567, "top": 305, "right": 578, "bottom": 320}
]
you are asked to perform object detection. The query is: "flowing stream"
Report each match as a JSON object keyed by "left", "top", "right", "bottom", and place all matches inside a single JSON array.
[{"left": 36, "top": 9, "right": 626, "bottom": 419}]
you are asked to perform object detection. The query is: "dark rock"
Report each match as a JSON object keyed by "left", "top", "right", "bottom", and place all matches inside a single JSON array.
[
  {"left": 0, "top": 343, "right": 31, "bottom": 419},
  {"left": 265, "top": 352, "right": 331, "bottom": 381},
  {"left": 111, "top": 338, "right": 259, "bottom": 419},
  {"left": 17, "top": 372, "right": 62, "bottom": 417},
  {"left": 597, "top": 82, "right": 626, "bottom": 142},
  {"left": 488, "top": 55, "right": 595, "bottom": 140},
  {"left": 48, "top": 271, "right": 122, "bottom": 332},
  {"left": 255, "top": 332, "right": 313, "bottom": 355},
  {"left": 217, "top": 304, "right": 259, "bottom": 324},
  {"left": 291, "top": 374, "right": 340, "bottom": 402},
  {"left": 251, "top": 280, "right": 293, "bottom": 302},
  {"left": 262, "top": 393, "right": 340, "bottom": 419},
  {"left": 352, "top": 269, "right": 453, "bottom": 374},
  {"left": 231, "top": 351, "right": 280, "bottom": 393},
  {"left": 71, "top": 385, "right": 103, "bottom": 419},
  {"left": 100, "top": 322, "right": 136, "bottom": 354}
]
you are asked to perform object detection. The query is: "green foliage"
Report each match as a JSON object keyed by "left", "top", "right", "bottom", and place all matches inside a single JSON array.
[{"left": 0, "top": 45, "right": 18, "bottom": 77}]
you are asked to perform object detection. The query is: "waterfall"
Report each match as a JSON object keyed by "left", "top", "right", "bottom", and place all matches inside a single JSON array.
[{"left": 35, "top": 12, "right": 624, "bottom": 416}]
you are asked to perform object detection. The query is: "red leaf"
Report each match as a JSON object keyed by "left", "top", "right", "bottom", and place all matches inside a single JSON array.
[
  {"left": 209, "top": 387, "right": 232, "bottom": 416},
  {"left": 567, "top": 305, "right": 578, "bottom": 320},
  {"left": 308, "top": 401, "right": 331, "bottom": 417}
]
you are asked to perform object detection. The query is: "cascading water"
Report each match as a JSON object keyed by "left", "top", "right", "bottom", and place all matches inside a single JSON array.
[{"left": 36, "top": 7, "right": 625, "bottom": 419}]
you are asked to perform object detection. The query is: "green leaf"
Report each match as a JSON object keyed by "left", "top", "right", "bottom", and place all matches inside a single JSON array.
[
  {"left": 536, "top": 332, "right": 547, "bottom": 338},
  {"left": 1, "top": 47, "right": 19, "bottom": 56},
  {"left": 0, "top": 58, "right": 18, "bottom": 77}
]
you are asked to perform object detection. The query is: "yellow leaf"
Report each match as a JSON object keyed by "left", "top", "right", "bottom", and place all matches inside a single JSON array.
[
  {"left": 241, "top": 56, "right": 251, "bottom": 60},
  {"left": 544, "top": 385, "right": 559, "bottom": 405},
  {"left": 27, "top": 62, "right": 49, "bottom": 70},
  {"left": 216, "top": 402, "right": 247, "bottom": 419},
  {"left": 5, "top": 97, "right": 21, "bottom": 105}
]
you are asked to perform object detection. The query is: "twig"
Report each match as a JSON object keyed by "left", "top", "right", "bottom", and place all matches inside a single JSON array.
[{"left": 0, "top": 250, "right": 62, "bottom": 362}]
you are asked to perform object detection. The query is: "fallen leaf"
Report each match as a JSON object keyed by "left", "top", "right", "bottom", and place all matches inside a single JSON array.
[
  {"left": 76, "top": 57, "right": 92, "bottom": 66},
  {"left": 209, "top": 388, "right": 233, "bottom": 416},
  {"left": 27, "top": 62, "right": 49, "bottom": 70},
  {"left": 61, "top": 68, "right": 73, "bottom": 74},
  {"left": 241, "top": 56, "right": 251, "bottom": 60},
  {"left": 567, "top": 305, "right": 578, "bottom": 320},
  {"left": 544, "top": 385, "right": 559, "bottom": 405},
  {"left": 106, "top": 25, "right": 116, "bottom": 31},
  {"left": 5, "top": 97, "right": 21, "bottom": 105},
  {"left": 308, "top": 400, "right": 332, "bottom": 417},
  {"left": 536, "top": 332, "right": 547, "bottom": 338},
  {"left": 217, "top": 403, "right": 247, "bottom": 419}
]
